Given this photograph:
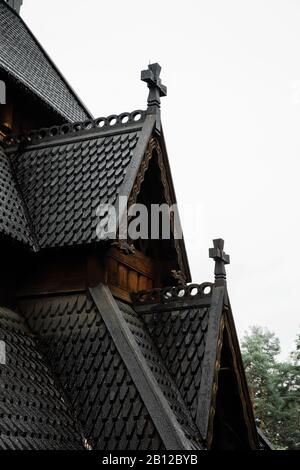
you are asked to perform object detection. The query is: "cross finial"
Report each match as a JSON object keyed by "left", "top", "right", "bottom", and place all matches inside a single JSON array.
[
  {"left": 141, "top": 63, "right": 167, "bottom": 108},
  {"left": 209, "top": 238, "right": 230, "bottom": 286},
  {"left": 141, "top": 63, "right": 167, "bottom": 133}
]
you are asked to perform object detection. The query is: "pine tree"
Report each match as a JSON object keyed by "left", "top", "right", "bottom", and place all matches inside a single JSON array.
[{"left": 241, "top": 327, "right": 300, "bottom": 449}]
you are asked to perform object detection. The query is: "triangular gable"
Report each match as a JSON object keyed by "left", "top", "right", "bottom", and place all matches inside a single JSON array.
[
  {"left": 133, "top": 281, "right": 260, "bottom": 450},
  {"left": 198, "top": 286, "right": 259, "bottom": 449},
  {"left": 4, "top": 110, "right": 151, "bottom": 250},
  {"left": 117, "top": 124, "right": 191, "bottom": 282},
  {"left": 3, "top": 108, "right": 191, "bottom": 287}
]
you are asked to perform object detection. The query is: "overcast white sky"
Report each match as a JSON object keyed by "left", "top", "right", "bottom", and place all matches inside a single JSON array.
[{"left": 22, "top": 0, "right": 300, "bottom": 358}]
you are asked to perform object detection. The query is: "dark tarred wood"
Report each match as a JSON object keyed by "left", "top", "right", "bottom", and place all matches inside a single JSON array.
[{"left": 0, "top": 73, "right": 64, "bottom": 139}]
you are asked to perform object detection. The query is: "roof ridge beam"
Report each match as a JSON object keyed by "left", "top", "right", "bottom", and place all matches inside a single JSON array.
[
  {"left": 89, "top": 283, "right": 194, "bottom": 450},
  {"left": 196, "top": 286, "right": 225, "bottom": 441},
  {"left": 4, "top": 110, "right": 146, "bottom": 151}
]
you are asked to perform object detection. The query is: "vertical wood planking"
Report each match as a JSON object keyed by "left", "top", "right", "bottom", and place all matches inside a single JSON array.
[
  {"left": 128, "top": 270, "right": 138, "bottom": 292},
  {"left": 138, "top": 275, "right": 148, "bottom": 291},
  {"left": 107, "top": 257, "right": 118, "bottom": 286},
  {"left": 147, "top": 278, "right": 154, "bottom": 290},
  {"left": 118, "top": 264, "right": 128, "bottom": 289}
]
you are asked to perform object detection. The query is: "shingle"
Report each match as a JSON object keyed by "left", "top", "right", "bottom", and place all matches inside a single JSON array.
[
  {"left": 0, "top": 147, "right": 34, "bottom": 246},
  {"left": 140, "top": 304, "right": 210, "bottom": 422},
  {"left": 11, "top": 128, "right": 142, "bottom": 249},
  {"left": 0, "top": 306, "right": 84, "bottom": 450},
  {"left": 117, "top": 301, "right": 203, "bottom": 449},
  {"left": 18, "top": 292, "right": 165, "bottom": 451}
]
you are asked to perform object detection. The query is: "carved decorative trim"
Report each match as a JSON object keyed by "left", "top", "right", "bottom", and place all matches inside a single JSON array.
[
  {"left": 171, "top": 269, "right": 186, "bottom": 285},
  {"left": 207, "top": 315, "right": 225, "bottom": 449},
  {"left": 128, "top": 136, "right": 159, "bottom": 207},
  {"left": 4, "top": 110, "right": 146, "bottom": 147},
  {"left": 156, "top": 141, "right": 186, "bottom": 280},
  {"left": 223, "top": 313, "right": 259, "bottom": 449},
  {"left": 128, "top": 136, "right": 187, "bottom": 278},
  {"left": 132, "top": 283, "right": 213, "bottom": 305},
  {"left": 207, "top": 311, "right": 259, "bottom": 449},
  {"left": 111, "top": 240, "right": 135, "bottom": 255}
]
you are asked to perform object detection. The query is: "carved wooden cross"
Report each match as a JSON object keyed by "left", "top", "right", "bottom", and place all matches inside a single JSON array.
[
  {"left": 141, "top": 63, "right": 167, "bottom": 110},
  {"left": 209, "top": 239, "right": 230, "bottom": 285}
]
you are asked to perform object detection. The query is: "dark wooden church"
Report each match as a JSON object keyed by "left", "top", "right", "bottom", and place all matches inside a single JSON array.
[{"left": 0, "top": 0, "right": 269, "bottom": 450}]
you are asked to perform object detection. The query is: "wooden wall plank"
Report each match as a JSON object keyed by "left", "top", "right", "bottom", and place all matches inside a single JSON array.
[{"left": 128, "top": 271, "right": 138, "bottom": 292}]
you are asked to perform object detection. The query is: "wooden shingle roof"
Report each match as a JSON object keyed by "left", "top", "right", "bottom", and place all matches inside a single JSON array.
[
  {"left": 0, "top": 0, "right": 91, "bottom": 122},
  {"left": 0, "top": 146, "right": 33, "bottom": 246},
  {"left": 0, "top": 306, "right": 84, "bottom": 449},
  {"left": 10, "top": 283, "right": 220, "bottom": 450},
  {"left": 4, "top": 111, "right": 154, "bottom": 250},
  {"left": 0, "top": 280, "right": 260, "bottom": 449}
]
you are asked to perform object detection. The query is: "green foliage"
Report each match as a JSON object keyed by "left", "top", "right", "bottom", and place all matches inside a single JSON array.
[{"left": 241, "top": 327, "right": 300, "bottom": 450}]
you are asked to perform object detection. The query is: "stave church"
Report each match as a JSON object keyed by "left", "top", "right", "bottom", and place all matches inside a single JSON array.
[{"left": 0, "top": 0, "right": 270, "bottom": 450}]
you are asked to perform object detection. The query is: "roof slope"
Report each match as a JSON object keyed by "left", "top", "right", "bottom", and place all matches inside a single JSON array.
[
  {"left": 118, "top": 300, "right": 202, "bottom": 447},
  {"left": 0, "top": 306, "right": 84, "bottom": 449},
  {"left": 0, "top": 279, "right": 259, "bottom": 449},
  {"left": 0, "top": 0, "right": 91, "bottom": 122},
  {"left": 133, "top": 283, "right": 260, "bottom": 449},
  {"left": 139, "top": 301, "right": 210, "bottom": 421},
  {"left": 14, "top": 283, "right": 213, "bottom": 450},
  {"left": 6, "top": 111, "right": 155, "bottom": 250},
  {"left": 0, "top": 146, "right": 33, "bottom": 246},
  {"left": 18, "top": 290, "right": 166, "bottom": 450},
  {"left": 133, "top": 283, "right": 214, "bottom": 433}
]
